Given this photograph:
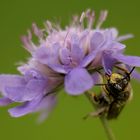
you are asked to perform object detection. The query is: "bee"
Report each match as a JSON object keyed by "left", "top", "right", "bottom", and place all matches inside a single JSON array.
[{"left": 85, "top": 66, "right": 135, "bottom": 120}]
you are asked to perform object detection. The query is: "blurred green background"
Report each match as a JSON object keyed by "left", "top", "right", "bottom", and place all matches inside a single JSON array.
[{"left": 0, "top": 0, "right": 140, "bottom": 140}]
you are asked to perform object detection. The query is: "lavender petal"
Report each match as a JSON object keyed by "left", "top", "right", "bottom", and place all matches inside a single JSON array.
[
  {"left": 90, "top": 32, "right": 105, "bottom": 51},
  {"left": 92, "top": 72, "right": 102, "bottom": 85},
  {"left": 8, "top": 95, "right": 42, "bottom": 117},
  {"left": 35, "top": 94, "right": 57, "bottom": 122},
  {"left": 34, "top": 45, "right": 67, "bottom": 73},
  {"left": 65, "top": 68, "right": 93, "bottom": 95},
  {"left": 102, "top": 51, "right": 117, "bottom": 74},
  {"left": 0, "top": 97, "right": 12, "bottom": 106},
  {"left": 113, "top": 54, "right": 140, "bottom": 67},
  {"left": 126, "top": 65, "right": 140, "bottom": 81},
  {"left": 59, "top": 48, "right": 70, "bottom": 65},
  {"left": 5, "top": 79, "right": 47, "bottom": 102},
  {"left": 0, "top": 75, "right": 25, "bottom": 94},
  {"left": 80, "top": 50, "right": 98, "bottom": 67},
  {"left": 71, "top": 34, "right": 85, "bottom": 63}
]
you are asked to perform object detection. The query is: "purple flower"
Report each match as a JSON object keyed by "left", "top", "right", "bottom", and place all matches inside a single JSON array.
[
  {"left": 31, "top": 10, "right": 140, "bottom": 94},
  {"left": 0, "top": 69, "right": 59, "bottom": 120},
  {"left": 0, "top": 9, "right": 140, "bottom": 120}
]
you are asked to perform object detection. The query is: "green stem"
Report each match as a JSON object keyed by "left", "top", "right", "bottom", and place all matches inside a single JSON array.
[
  {"left": 100, "top": 116, "right": 116, "bottom": 140},
  {"left": 85, "top": 92, "right": 116, "bottom": 140}
]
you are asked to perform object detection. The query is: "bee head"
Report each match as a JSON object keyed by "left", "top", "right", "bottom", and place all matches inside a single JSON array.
[
  {"left": 107, "top": 73, "right": 129, "bottom": 91},
  {"left": 95, "top": 66, "right": 135, "bottom": 92}
]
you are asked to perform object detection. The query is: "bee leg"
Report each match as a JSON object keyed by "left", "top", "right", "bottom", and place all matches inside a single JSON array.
[
  {"left": 85, "top": 91, "right": 100, "bottom": 104},
  {"left": 102, "top": 93, "right": 112, "bottom": 104},
  {"left": 91, "top": 92, "right": 100, "bottom": 103},
  {"left": 83, "top": 107, "right": 107, "bottom": 120}
]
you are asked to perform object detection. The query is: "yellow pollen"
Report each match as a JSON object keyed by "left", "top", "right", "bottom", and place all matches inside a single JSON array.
[{"left": 110, "top": 73, "right": 123, "bottom": 83}]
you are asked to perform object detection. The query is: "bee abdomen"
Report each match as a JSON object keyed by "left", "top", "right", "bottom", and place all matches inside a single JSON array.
[
  {"left": 107, "top": 101, "right": 125, "bottom": 120},
  {"left": 107, "top": 90, "right": 131, "bottom": 119}
]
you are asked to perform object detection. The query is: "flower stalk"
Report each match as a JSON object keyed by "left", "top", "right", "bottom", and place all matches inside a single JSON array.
[
  {"left": 85, "top": 92, "right": 116, "bottom": 140},
  {"left": 100, "top": 116, "right": 116, "bottom": 140}
]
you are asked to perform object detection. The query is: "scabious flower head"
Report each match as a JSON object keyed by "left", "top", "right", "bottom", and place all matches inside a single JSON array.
[{"left": 0, "top": 9, "right": 140, "bottom": 120}]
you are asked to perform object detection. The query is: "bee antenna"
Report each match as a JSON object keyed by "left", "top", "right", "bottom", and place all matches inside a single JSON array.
[
  {"left": 129, "top": 66, "right": 135, "bottom": 75},
  {"left": 122, "top": 66, "right": 135, "bottom": 80}
]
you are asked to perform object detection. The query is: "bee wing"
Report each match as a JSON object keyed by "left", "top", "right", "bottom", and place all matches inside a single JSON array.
[
  {"left": 107, "top": 89, "right": 131, "bottom": 120},
  {"left": 126, "top": 83, "right": 133, "bottom": 102},
  {"left": 107, "top": 101, "right": 125, "bottom": 120}
]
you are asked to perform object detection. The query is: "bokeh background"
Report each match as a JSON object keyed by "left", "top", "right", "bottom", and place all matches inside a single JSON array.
[{"left": 0, "top": 0, "right": 140, "bottom": 140}]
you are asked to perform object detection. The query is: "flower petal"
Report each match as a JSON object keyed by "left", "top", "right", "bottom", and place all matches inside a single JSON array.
[
  {"left": 0, "top": 97, "right": 12, "bottom": 106},
  {"left": 1, "top": 70, "right": 48, "bottom": 102},
  {"left": 126, "top": 65, "right": 140, "bottom": 81},
  {"left": 0, "top": 75, "right": 25, "bottom": 94},
  {"left": 65, "top": 68, "right": 93, "bottom": 95},
  {"left": 34, "top": 45, "right": 59, "bottom": 65},
  {"left": 113, "top": 54, "right": 140, "bottom": 67},
  {"left": 8, "top": 95, "right": 42, "bottom": 117},
  {"left": 109, "top": 42, "right": 126, "bottom": 52},
  {"left": 71, "top": 34, "right": 85, "bottom": 63},
  {"left": 80, "top": 50, "right": 98, "bottom": 67},
  {"left": 92, "top": 72, "right": 102, "bottom": 85},
  {"left": 102, "top": 51, "right": 117, "bottom": 74},
  {"left": 5, "top": 79, "right": 47, "bottom": 102},
  {"left": 35, "top": 94, "right": 57, "bottom": 122},
  {"left": 47, "top": 64, "right": 68, "bottom": 74},
  {"left": 34, "top": 45, "right": 67, "bottom": 73},
  {"left": 59, "top": 48, "right": 70, "bottom": 65},
  {"left": 8, "top": 94, "right": 57, "bottom": 118},
  {"left": 34, "top": 94, "right": 57, "bottom": 112},
  {"left": 117, "top": 34, "right": 134, "bottom": 42},
  {"left": 90, "top": 32, "right": 105, "bottom": 51},
  {"left": 131, "top": 70, "right": 140, "bottom": 81},
  {"left": 80, "top": 30, "right": 90, "bottom": 53}
]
